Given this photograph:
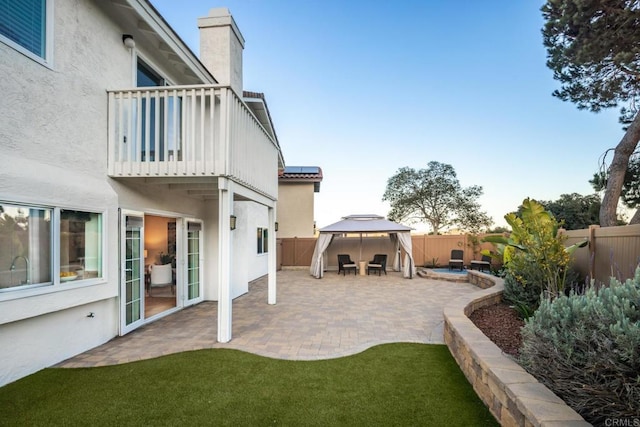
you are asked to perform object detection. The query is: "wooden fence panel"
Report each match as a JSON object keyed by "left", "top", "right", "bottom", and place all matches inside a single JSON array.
[
  {"left": 563, "top": 228, "right": 591, "bottom": 280},
  {"left": 411, "top": 234, "right": 464, "bottom": 267},
  {"left": 593, "top": 224, "right": 640, "bottom": 284},
  {"left": 276, "top": 239, "right": 282, "bottom": 270},
  {"left": 562, "top": 225, "right": 640, "bottom": 284},
  {"left": 280, "top": 237, "right": 316, "bottom": 267}
]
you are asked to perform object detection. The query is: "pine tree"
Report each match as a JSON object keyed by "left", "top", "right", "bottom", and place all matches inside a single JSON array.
[{"left": 541, "top": 0, "right": 640, "bottom": 225}]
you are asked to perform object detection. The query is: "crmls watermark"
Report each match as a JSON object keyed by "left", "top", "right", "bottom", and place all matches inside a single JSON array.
[{"left": 604, "top": 418, "right": 640, "bottom": 427}]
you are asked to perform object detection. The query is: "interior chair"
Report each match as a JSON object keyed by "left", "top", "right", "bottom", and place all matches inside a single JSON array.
[
  {"left": 337, "top": 254, "right": 357, "bottom": 275},
  {"left": 448, "top": 249, "right": 464, "bottom": 271},
  {"left": 470, "top": 254, "right": 492, "bottom": 272},
  {"left": 367, "top": 254, "right": 387, "bottom": 275},
  {"left": 149, "top": 263, "right": 174, "bottom": 296}
]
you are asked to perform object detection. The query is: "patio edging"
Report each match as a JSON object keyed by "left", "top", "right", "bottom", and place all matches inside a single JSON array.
[{"left": 443, "top": 271, "right": 590, "bottom": 426}]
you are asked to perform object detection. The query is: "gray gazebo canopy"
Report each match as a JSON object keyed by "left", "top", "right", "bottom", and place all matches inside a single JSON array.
[{"left": 309, "top": 214, "right": 416, "bottom": 278}]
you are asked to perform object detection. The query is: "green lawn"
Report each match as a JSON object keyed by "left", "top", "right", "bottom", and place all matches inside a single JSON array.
[{"left": 0, "top": 343, "right": 497, "bottom": 426}]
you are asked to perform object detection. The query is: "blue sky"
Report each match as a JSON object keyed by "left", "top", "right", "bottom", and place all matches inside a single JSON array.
[{"left": 150, "top": 0, "right": 624, "bottom": 230}]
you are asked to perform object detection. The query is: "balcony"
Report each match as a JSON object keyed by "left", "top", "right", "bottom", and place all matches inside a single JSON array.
[{"left": 107, "top": 85, "right": 279, "bottom": 199}]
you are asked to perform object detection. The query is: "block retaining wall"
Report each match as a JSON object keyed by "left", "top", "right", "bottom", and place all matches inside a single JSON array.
[{"left": 443, "top": 271, "right": 590, "bottom": 426}]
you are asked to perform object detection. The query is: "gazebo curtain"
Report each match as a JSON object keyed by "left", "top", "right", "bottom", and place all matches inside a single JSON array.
[
  {"left": 390, "top": 233, "right": 401, "bottom": 271},
  {"left": 396, "top": 232, "right": 415, "bottom": 278},
  {"left": 309, "top": 233, "right": 334, "bottom": 278},
  {"left": 389, "top": 232, "right": 415, "bottom": 278}
]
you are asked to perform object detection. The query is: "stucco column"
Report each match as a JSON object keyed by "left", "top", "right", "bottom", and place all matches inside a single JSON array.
[
  {"left": 217, "top": 178, "right": 233, "bottom": 342},
  {"left": 268, "top": 206, "right": 277, "bottom": 305}
]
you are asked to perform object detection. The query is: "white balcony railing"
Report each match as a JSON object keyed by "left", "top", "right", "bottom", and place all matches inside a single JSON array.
[{"left": 107, "top": 85, "right": 279, "bottom": 199}]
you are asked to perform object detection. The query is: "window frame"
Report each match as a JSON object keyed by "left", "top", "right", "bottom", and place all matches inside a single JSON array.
[
  {"left": 0, "top": 0, "right": 55, "bottom": 68},
  {"left": 257, "top": 227, "right": 268, "bottom": 255},
  {"left": 0, "top": 202, "right": 53, "bottom": 292},
  {"left": 0, "top": 200, "right": 106, "bottom": 295},
  {"left": 59, "top": 208, "right": 104, "bottom": 283}
]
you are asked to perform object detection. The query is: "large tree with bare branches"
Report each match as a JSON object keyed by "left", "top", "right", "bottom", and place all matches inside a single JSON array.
[{"left": 541, "top": 0, "right": 640, "bottom": 226}]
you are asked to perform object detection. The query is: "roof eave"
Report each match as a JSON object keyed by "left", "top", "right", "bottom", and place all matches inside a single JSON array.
[{"left": 129, "top": 0, "right": 216, "bottom": 84}]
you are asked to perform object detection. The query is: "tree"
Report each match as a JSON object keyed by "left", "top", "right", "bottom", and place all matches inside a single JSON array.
[
  {"left": 541, "top": 1, "right": 640, "bottom": 226},
  {"left": 487, "top": 226, "right": 510, "bottom": 234},
  {"left": 382, "top": 162, "right": 492, "bottom": 234},
  {"left": 591, "top": 155, "right": 640, "bottom": 223},
  {"left": 538, "top": 193, "right": 601, "bottom": 230}
]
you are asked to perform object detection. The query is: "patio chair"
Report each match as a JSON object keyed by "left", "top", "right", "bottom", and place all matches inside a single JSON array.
[
  {"left": 367, "top": 254, "right": 387, "bottom": 275},
  {"left": 470, "top": 254, "right": 492, "bottom": 272},
  {"left": 149, "top": 263, "right": 175, "bottom": 296},
  {"left": 337, "top": 254, "right": 357, "bottom": 275},
  {"left": 448, "top": 249, "right": 464, "bottom": 271}
]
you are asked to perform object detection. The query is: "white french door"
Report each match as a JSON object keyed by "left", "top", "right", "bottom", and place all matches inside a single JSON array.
[
  {"left": 120, "top": 211, "right": 145, "bottom": 334},
  {"left": 185, "top": 220, "right": 203, "bottom": 306}
]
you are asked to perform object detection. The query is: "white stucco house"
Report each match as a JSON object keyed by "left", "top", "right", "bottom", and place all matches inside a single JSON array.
[{"left": 0, "top": 0, "right": 282, "bottom": 387}]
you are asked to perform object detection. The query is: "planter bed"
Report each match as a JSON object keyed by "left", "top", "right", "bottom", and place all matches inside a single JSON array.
[{"left": 442, "top": 270, "right": 589, "bottom": 426}]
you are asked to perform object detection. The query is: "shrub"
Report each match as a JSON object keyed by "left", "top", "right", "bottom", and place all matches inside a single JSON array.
[
  {"left": 503, "top": 271, "right": 541, "bottom": 319},
  {"left": 484, "top": 199, "right": 587, "bottom": 314},
  {"left": 519, "top": 269, "right": 640, "bottom": 424},
  {"left": 504, "top": 266, "right": 587, "bottom": 320}
]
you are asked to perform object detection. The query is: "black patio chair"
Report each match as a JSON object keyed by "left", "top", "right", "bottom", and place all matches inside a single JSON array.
[
  {"left": 367, "top": 254, "right": 387, "bottom": 275},
  {"left": 337, "top": 254, "right": 357, "bottom": 275},
  {"left": 470, "top": 254, "right": 492, "bottom": 272},
  {"left": 449, "top": 249, "right": 464, "bottom": 271}
]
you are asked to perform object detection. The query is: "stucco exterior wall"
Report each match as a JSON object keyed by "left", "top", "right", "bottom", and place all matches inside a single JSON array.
[
  {"left": 233, "top": 201, "right": 269, "bottom": 297},
  {"left": 200, "top": 200, "right": 269, "bottom": 302},
  {"left": 277, "top": 183, "right": 316, "bottom": 238},
  {"left": 0, "top": 0, "right": 130, "bottom": 387},
  {"left": 0, "top": 0, "right": 132, "bottom": 179},
  {"left": 0, "top": 298, "right": 118, "bottom": 386}
]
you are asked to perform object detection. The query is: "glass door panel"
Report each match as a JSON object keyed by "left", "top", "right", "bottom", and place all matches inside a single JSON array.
[
  {"left": 185, "top": 221, "right": 203, "bottom": 305},
  {"left": 121, "top": 212, "right": 144, "bottom": 334}
]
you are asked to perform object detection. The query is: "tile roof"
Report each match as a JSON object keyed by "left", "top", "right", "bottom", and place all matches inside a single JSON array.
[
  {"left": 279, "top": 166, "right": 323, "bottom": 192},
  {"left": 279, "top": 166, "right": 323, "bottom": 180}
]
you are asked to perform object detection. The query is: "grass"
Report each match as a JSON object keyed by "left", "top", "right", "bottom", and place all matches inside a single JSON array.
[{"left": 0, "top": 343, "right": 497, "bottom": 426}]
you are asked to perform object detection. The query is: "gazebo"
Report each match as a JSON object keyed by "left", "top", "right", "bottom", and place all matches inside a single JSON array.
[{"left": 309, "top": 214, "right": 416, "bottom": 278}]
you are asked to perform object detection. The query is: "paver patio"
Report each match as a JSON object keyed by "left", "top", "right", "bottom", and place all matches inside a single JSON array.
[{"left": 58, "top": 269, "right": 479, "bottom": 367}]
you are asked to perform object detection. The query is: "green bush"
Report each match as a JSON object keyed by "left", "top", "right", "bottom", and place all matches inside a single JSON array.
[
  {"left": 484, "top": 199, "right": 586, "bottom": 315},
  {"left": 502, "top": 271, "right": 541, "bottom": 319},
  {"left": 519, "top": 269, "right": 640, "bottom": 424},
  {"left": 504, "top": 266, "right": 586, "bottom": 319}
]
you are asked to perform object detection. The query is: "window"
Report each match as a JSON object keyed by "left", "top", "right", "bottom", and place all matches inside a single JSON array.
[
  {"left": 257, "top": 228, "right": 268, "bottom": 254},
  {"left": 136, "top": 59, "right": 181, "bottom": 161},
  {"left": 0, "top": 0, "right": 52, "bottom": 65},
  {"left": 0, "top": 203, "right": 103, "bottom": 292},
  {"left": 0, "top": 204, "right": 52, "bottom": 290},
  {"left": 137, "top": 59, "right": 165, "bottom": 87},
  {"left": 60, "top": 210, "right": 102, "bottom": 280}
]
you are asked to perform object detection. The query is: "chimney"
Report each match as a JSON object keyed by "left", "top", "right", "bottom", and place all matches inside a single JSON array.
[{"left": 198, "top": 8, "right": 245, "bottom": 94}]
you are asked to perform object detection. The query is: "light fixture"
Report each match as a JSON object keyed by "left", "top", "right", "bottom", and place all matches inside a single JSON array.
[
  {"left": 275, "top": 222, "right": 279, "bottom": 232},
  {"left": 122, "top": 34, "right": 135, "bottom": 49},
  {"left": 230, "top": 215, "right": 237, "bottom": 230},
  {"left": 144, "top": 250, "right": 148, "bottom": 259}
]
